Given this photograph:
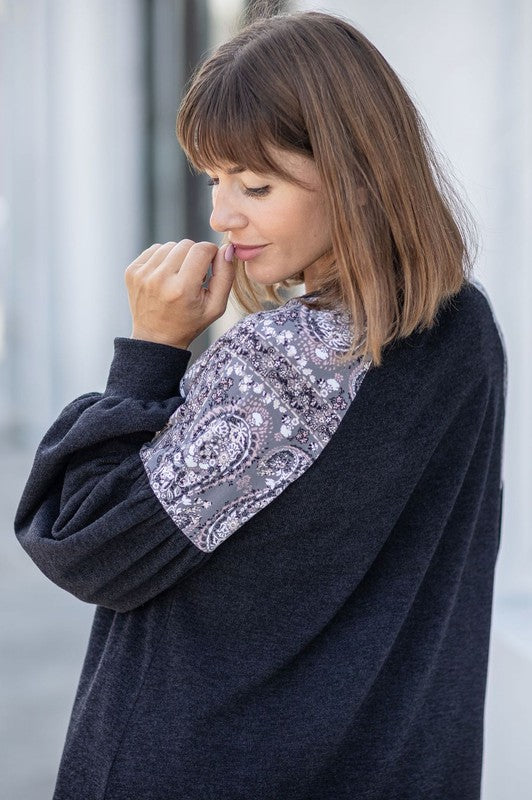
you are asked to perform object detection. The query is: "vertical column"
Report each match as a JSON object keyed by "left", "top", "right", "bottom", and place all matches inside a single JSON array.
[
  {"left": 1, "top": 0, "right": 55, "bottom": 446},
  {"left": 2, "top": 0, "right": 146, "bottom": 448}
]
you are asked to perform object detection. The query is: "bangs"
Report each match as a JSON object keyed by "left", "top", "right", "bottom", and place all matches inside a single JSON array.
[{"left": 176, "top": 52, "right": 312, "bottom": 183}]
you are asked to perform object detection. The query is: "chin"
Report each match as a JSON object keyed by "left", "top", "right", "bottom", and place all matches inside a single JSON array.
[
  {"left": 244, "top": 263, "right": 301, "bottom": 287},
  {"left": 243, "top": 266, "right": 276, "bottom": 285}
]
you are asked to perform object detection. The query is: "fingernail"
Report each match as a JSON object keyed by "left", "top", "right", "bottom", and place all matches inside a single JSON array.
[{"left": 224, "top": 243, "right": 235, "bottom": 262}]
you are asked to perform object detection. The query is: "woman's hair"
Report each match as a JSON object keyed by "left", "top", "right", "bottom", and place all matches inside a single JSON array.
[{"left": 176, "top": 10, "right": 478, "bottom": 367}]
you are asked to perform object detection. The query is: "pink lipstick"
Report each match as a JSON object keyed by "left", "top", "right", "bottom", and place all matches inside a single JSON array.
[{"left": 233, "top": 244, "right": 268, "bottom": 260}]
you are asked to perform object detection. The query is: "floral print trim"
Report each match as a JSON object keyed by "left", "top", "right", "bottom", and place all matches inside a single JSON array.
[{"left": 139, "top": 297, "right": 372, "bottom": 552}]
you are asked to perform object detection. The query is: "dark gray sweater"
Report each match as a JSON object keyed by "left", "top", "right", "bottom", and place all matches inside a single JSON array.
[{"left": 14, "top": 279, "right": 506, "bottom": 800}]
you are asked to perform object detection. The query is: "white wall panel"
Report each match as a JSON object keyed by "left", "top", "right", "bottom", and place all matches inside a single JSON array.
[{"left": 2, "top": 0, "right": 145, "bottom": 448}]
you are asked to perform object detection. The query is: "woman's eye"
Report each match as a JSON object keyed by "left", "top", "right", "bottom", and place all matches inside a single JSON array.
[
  {"left": 205, "top": 177, "right": 270, "bottom": 198},
  {"left": 244, "top": 185, "right": 270, "bottom": 197}
]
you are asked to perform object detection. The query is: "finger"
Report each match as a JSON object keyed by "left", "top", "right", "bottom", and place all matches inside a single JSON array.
[
  {"left": 174, "top": 241, "right": 220, "bottom": 292},
  {"left": 126, "top": 242, "right": 176, "bottom": 279},
  {"left": 125, "top": 243, "right": 160, "bottom": 273},
  {"left": 204, "top": 243, "right": 236, "bottom": 317},
  {"left": 129, "top": 240, "right": 196, "bottom": 279},
  {"left": 135, "top": 241, "right": 181, "bottom": 274},
  {"left": 146, "top": 239, "right": 198, "bottom": 279}
]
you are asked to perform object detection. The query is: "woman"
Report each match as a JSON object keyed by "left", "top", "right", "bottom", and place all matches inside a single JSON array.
[{"left": 14, "top": 10, "right": 506, "bottom": 800}]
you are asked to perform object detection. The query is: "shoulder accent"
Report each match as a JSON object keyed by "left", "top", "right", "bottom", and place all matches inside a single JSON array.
[{"left": 140, "top": 299, "right": 372, "bottom": 552}]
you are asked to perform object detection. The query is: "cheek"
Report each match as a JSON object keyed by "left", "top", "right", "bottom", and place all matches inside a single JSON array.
[
  {"left": 296, "top": 197, "right": 331, "bottom": 246},
  {"left": 263, "top": 191, "right": 331, "bottom": 250}
]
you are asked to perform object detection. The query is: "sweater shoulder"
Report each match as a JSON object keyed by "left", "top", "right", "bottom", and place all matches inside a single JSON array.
[{"left": 429, "top": 279, "right": 507, "bottom": 395}]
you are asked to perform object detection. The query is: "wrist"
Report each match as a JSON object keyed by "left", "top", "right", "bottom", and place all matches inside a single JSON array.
[
  {"left": 130, "top": 332, "right": 192, "bottom": 350},
  {"left": 105, "top": 337, "right": 192, "bottom": 400}
]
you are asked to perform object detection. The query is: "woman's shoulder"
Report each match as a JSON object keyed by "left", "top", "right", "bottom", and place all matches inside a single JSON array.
[
  {"left": 432, "top": 278, "right": 506, "bottom": 385},
  {"left": 180, "top": 295, "right": 371, "bottom": 402},
  {"left": 226, "top": 294, "right": 358, "bottom": 360}
]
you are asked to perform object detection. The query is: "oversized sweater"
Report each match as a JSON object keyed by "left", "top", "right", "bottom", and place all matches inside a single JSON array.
[{"left": 14, "top": 279, "right": 507, "bottom": 800}]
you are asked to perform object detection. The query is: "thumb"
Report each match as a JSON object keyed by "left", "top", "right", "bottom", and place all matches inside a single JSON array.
[{"left": 205, "top": 243, "right": 236, "bottom": 310}]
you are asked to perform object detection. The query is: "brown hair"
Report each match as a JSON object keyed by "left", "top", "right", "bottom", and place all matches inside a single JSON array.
[{"left": 176, "top": 10, "right": 478, "bottom": 367}]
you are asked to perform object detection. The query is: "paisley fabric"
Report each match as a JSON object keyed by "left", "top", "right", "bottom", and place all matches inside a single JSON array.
[{"left": 139, "top": 296, "right": 372, "bottom": 552}]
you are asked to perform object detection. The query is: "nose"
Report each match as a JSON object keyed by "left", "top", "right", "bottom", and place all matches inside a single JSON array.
[{"left": 209, "top": 187, "right": 248, "bottom": 234}]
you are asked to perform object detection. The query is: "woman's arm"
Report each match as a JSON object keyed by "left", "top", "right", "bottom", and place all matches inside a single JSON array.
[
  {"left": 13, "top": 337, "right": 213, "bottom": 614},
  {"left": 14, "top": 308, "right": 372, "bottom": 614}
]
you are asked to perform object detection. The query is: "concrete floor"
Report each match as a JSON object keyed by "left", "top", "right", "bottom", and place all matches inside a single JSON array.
[{"left": 1, "top": 442, "right": 94, "bottom": 800}]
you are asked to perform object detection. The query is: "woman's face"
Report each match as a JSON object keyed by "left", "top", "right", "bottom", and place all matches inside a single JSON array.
[{"left": 206, "top": 150, "right": 333, "bottom": 291}]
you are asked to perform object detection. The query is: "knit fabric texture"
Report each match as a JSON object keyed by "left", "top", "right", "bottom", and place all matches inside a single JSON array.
[{"left": 14, "top": 279, "right": 506, "bottom": 800}]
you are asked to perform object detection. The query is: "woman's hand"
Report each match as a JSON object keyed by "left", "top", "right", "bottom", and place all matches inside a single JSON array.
[{"left": 125, "top": 239, "right": 235, "bottom": 349}]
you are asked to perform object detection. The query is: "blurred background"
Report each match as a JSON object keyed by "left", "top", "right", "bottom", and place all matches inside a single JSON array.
[{"left": 0, "top": 0, "right": 530, "bottom": 798}]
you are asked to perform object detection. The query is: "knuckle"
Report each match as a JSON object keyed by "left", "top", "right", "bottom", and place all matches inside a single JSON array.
[
  {"left": 160, "top": 286, "right": 174, "bottom": 302},
  {"left": 193, "top": 240, "right": 216, "bottom": 255},
  {"left": 144, "top": 271, "right": 160, "bottom": 286}
]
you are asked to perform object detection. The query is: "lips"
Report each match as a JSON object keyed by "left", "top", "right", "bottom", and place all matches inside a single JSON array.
[{"left": 233, "top": 244, "right": 268, "bottom": 260}]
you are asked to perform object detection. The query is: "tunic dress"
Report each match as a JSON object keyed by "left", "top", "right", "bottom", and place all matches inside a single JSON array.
[{"left": 14, "top": 279, "right": 507, "bottom": 800}]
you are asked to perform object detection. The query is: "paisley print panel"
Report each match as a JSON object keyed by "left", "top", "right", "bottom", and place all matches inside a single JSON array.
[{"left": 139, "top": 297, "right": 372, "bottom": 552}]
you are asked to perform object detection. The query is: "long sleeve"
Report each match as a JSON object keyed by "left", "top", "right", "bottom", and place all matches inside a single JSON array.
[
  {"left": 13, "top": 337, "right": 213, "bottom": 614},
  {"left": 13, "top": 300, "right": 371, "bottom": 614}
]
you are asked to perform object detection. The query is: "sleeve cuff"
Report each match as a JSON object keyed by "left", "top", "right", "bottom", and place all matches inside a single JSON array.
[{"left": 104, "top": 337, "right": 193, "bottom": 401}]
